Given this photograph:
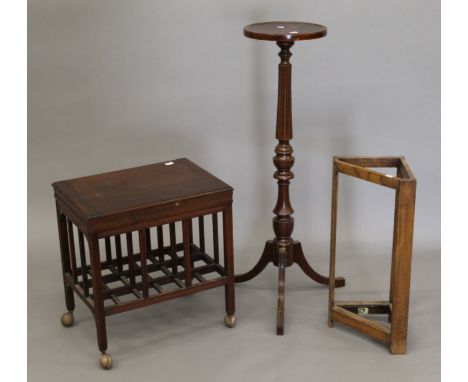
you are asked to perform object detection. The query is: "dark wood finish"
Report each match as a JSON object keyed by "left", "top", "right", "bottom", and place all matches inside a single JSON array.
[
  {"left": 244, "top": 22, "right": 327, "bottom": 42},
  {"left": 235, "top": 21, "right": 345, "bottom": 335},
  {"left": 328, "top": 156, "right": 416, "bottom": 354},
  {"left": 53, "top": 158, "right": 232, "bottom": 236},
  {"left": 126, "top": 232, "right": 136, "bottom": 285},
  {"left": 56, "top": 204, "right": 75, "bottom": 312},
  {"left": 223, "top": 206, "right": 235, "bottom": 317},
  {"left": 104, "top": 237, "right": 112, "bottom": 263},
  {"left": 276, "top": 250, "right": 286, "bottom": 335},
  {"left": 88, "top": 234, "right": 107, "bottom": 353},
  {"left": 53, "top": 158, "right": 235, "bottom": 366},
  {"left": 145, "top": 228, "right": 152, "bottom": 255},
  {"left": 198, "top": 216, "right": 205, "bottom": 253},
  {"left": 212, "top": 213, "right": 219, "bottom": 264},
  {"left": 138, "top": 229, "right": 150, "bottom": 298},
  {"left": 115, "top": 235, "right": 123, "bottom": 272},
  {"left": 107, "top": 278, "right": 226, "bottom": 316},
  {"left": 52, "top": 158, "right": 231, "bottom": 220},
  {"left": 66, "top": 219, "right": 78, "bottom": 284},
  {"left": 77, "top": 230, "right": 89, "bottom": 297},
  {"left": 169, "top": 222, "right": 178, "bottom": 274},
  {"left": 182, "top": 220, "right": 192, "bottom": 287},
  {"left": 157, "top": 225, "right": 164, "bottom": 262}
]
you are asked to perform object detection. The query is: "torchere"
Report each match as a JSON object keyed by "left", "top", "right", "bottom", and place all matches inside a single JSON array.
[{"left": 235, "top": 21, "right": 345, "bottom": 335}]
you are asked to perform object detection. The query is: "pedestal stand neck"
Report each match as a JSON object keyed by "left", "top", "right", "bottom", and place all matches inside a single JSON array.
[{"left": 273, "top": 41, "right": 295, "bottom": 266}]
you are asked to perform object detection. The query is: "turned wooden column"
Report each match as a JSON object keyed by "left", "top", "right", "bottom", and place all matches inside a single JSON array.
[
  {"left": 273, "top": 41, "right": 295, "bottom": 268},
  {"left": 235, "top": 21, "right": 345, "bottom": 335}
]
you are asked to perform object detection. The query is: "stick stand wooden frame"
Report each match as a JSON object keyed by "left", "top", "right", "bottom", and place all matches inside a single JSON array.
[
  {"left": 235, "top": 21, "right": 345, "bottom": 335},
  {"left": 328, "top": 156, "right": 417, "bottom": 354}
]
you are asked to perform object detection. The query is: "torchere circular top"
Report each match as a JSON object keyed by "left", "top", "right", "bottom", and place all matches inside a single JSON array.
[{"left": 244, "top": 21, "right": 327, "bottom": 42}]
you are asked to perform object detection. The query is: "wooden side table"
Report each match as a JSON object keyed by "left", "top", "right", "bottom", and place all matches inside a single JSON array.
[
  {"left": 53, "top": 158, "right": 235, "bottom": 369},
  {"left": 328, "top": 156, "right": 417, "bottom": 354},
  {"left": 235, "top": 21, "right": 345, "bottom": 334}
]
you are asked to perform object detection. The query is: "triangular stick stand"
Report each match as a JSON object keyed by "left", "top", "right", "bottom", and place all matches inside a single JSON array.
[{"left": 328, "top": 156, "right": 417, "bottom": 354}]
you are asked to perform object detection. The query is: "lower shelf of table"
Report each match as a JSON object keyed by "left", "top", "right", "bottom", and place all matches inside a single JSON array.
[{"left": 64, "top": 244, "right": 227, "bottom": 316}]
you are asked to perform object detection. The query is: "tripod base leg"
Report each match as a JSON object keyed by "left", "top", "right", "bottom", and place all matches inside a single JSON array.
[
  {"left": 293, "top": 241, "right": 345, "bottom": 287},
  {"left": 276, "top": 250, "right": 286, "bottom": 335},
  {"left": 234, "top": 240, "right": 275, "bottom": 283},
  {"left": 234, "top": 239, "right": 345, "bottom": 334}
]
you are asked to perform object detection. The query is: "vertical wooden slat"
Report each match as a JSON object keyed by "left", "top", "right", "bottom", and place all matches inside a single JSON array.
[
  {"left": 328, "top": 163, "right": 339, "bottom": 327},
  {"left": 145, "top": 228, "right": 152, "bottom": 251},
  {"left": 104, "top": 237, "right": 112, "bottom": 263},
  {"left": 188, "top": 218, "right": 193, "bottom": 244},
  {"left": 115, "top": 235, "right": 123, "bottom": 272},
  {"left": 169, "top": 222, "right": 178, "bottom": 274},
  {"left": 212, "top": 213, "right": 219, "bottom": 264},
  {"left": 138, "top": 229, "right": 150, "bottom": 298},
  {"left": 182, "top": 220, "right": 192, "bottom": 287},
  {"left": 198, "top": 216, "right": 205, "bottom": 253},
  {"left": 157, "top": 226, "right": 164, "bottom": 262},
  {"left": 126, "top": 232, "right": 135, "bottom": 286},
  {"left": 78, "top": 230, "right": 90, "bottom": 297},
  {"left": 66, "top": 219, "right": 78, "bottom": 284}
]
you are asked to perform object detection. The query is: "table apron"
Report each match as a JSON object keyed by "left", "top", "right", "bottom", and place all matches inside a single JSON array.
[{"left": 91, "top": 203, "right": 231, "bottom": 238}]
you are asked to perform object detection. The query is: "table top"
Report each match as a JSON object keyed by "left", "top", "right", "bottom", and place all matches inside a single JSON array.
[
  {"left": 244, "top": 21, "right": 327, "bottom": 42},
  {"left": 53, "top": 158, "right": 232, "bottom": 220}
]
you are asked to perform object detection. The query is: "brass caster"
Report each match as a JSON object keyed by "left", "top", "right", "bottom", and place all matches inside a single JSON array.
[
  {"left": 99, "top": 353, "right": 113, "bottom": 370},
  {"left": 60, "top": 311, "right": 74, "bottom": 327},
  {"left": 224, "top": 314, "right": 236, "bottom": 328}
]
